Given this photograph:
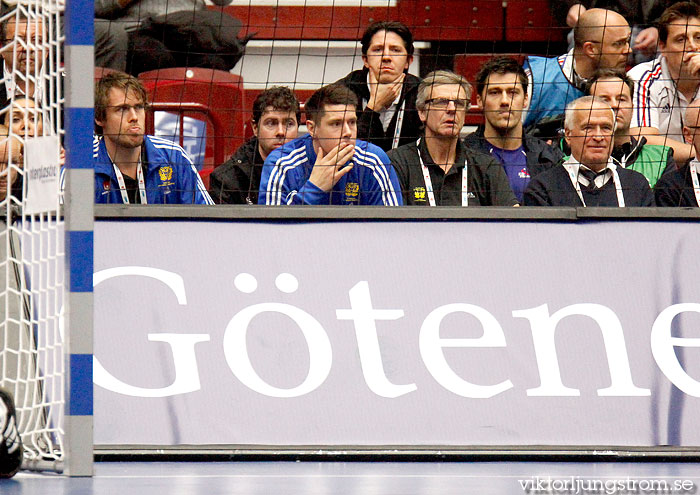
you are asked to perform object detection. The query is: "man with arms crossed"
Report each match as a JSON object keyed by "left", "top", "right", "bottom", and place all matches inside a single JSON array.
[
  {"left": 524, "top": 97, "right": 653, "bottom": 206},
  {"left": 210, "top": 86, "right": 300, "bottom": 204},
  {"left": 628, "top": 1, "right": 700, "bottom": 163},
  {"left": 655, "top": 99, "right": 700, "bottom": 206},
  {"left": 388, "top": 70, "right": 517, "bottom": 206},
  {"left": 337, "top": 21, "right": 421, "bottom": 151},
  {"left": 259, "top": 83, "right": 402, "bottom": 205},
  {"left": 465, "top": 56, "right": 563, "bottom": 203},
  {"left": 92, "top": 71, "right": 213, "bottom": 204}
]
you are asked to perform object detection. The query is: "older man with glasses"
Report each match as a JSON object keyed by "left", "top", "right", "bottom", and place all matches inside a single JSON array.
[{"left": 387, "top": 70, "right": 517, "bottom": 206}]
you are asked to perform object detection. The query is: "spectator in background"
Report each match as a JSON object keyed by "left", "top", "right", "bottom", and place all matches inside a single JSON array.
[
  {"left": 550, "top": 0, "right": 668, "bottom": 64},
  {"left": 94, "top": 0, "right": 247, "bottom": 75},
  {"left": 95, "top": 18, "right": 128, "bottom": 72},
  {"left": 0, "top": 11, "right": 46, "bottom": 102},
  {"left": 0, "top": 125, "right": 22, "bottom": 204},
  {"left": 259, "top": 83, "right": 402, "bottom": 205},
  {"left": 585, "top": 69, "right": 674, "bottom": 188},
  {"left": 628, "top": 2, "right": 700, "bottom": 163},
  {"left": 524, "top": 8, "right": 630, "bottom": 128},
  {"left": 387, "top": 70, "right": 517, "bottom": 206},
  {"left": 464, "top": 57, "right": 563, "bottom": 203},
  {"left": 2, "top": 97, "right": 66, "bottom": 167},
  {"left": 655, "top": 99, "right": 700, "bottom": 206},
  {"left": 90, "top": 71, "right": 213, "bottom": 204},
  {"left": 337, "top": 21, "right": 422, "bottom": 151},
  {"left": 210, "top": 86, "right": 300, "bottom": 205},
  {"left": 524, "top": 97, "right": 653, "bottom": 206}
]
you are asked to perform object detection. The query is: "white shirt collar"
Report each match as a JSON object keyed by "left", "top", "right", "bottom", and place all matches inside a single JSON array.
[
  {"left": 3, "top": 59, "right": 45, "bottom": 101},
  {"left": 564, "top": 155, "right": 617, "bottom": 187}
]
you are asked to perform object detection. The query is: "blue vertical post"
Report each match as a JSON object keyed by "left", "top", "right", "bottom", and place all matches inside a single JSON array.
[{"left": 63, "top": 0, "right": 94, "bottom": 477}]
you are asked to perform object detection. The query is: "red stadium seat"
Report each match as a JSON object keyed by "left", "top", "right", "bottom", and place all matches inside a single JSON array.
[{"left": 139, "top": 68, "right": 246, "bottom": 181}]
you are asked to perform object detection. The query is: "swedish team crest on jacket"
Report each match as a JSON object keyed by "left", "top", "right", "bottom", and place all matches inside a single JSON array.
[
  {"left": 413, "top": 186, "right": 427, "bottom": 202},
  {"left": 345, "top": 182, "right": 359, "bottom": 198},
  {"left": 159, "top": 166, "right": 173, "bottom": 182}
]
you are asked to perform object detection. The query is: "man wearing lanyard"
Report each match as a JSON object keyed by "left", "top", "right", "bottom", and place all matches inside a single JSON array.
[
  {"left": 464, "top": 56, "right": 563, "bottom": 203},
  {"left": 655, "top": 99, "right": 700, "bottom": 206},
  {"left": 585, "top": 68, "right": 674, "bottom": 188},
  {"left": 92, "top": 71, "right": 213, "bottom": 204},
  {"left": 628, "top": 2, "right": 700, "bottom": 164},
  {"left": 387, "top": 70, "right": 517, "bottom": 207},
  {"left": 336, "top": 21, "right": 422, "bottom": 151},
  {"left": 524, "top": 96, "right": 653, "bottom": 206},
  {"left": 259, "top": 83, "right": 402, "bottom": 206}
]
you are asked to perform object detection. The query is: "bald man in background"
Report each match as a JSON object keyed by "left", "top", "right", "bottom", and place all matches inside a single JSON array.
[{"left": 524, "top": 8, "right": 631, "bottom": 127}]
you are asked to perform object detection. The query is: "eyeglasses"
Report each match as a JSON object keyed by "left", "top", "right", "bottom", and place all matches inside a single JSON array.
[{"left": 425, "top": 98, "right": 469, "bottom": 110}]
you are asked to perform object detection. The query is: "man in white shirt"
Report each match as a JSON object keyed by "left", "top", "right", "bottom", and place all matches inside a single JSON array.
[
  {"left": 0, "top": 12, "right": 46, "bottom": 102},
  {"left": 628, "top": 1, "right": 700, "bottom": 162}
]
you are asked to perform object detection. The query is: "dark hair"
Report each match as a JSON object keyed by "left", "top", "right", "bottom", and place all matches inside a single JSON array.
[
  {"left": 360, "top": 21, "right": 414, "bottom": 56},
  {"left": 304, "top": 83, "right": 358, "bottom": 123},
  {"left": 252, "top": 86, "right": 301, "bottom": 125},
  {"left": 657, "top": 2, "right": 700, "bottom": 43},
  {"left": 0, "top": 10, "right": 38, "bottom": 47},
  {"left": 475, "top": 56, "right": 528, "bottom": 97},
  {"left": 585, "top": 68, "right": 634, "bottom": 97},
  {"left": 94, "top": 71, "right": 149, "bottom": 126}
]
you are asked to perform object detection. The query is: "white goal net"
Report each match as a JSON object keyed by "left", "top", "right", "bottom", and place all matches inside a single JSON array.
[{"left": 0, "top": 0, "right": 66, "bottom": 472}]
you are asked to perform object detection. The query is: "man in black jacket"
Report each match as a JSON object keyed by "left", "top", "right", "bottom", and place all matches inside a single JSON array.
[
  {"left": 655, "top": 99, "right": 700, "bottom": 207},
  {"left": 464, "top": 56, "right": 563, "bottom": 203},
  {"left": 336, "top": 21, "right": 422, "bottom": 151},
  {"left": 524, "top": 97, "right": 653, "bottom": 206},
  {"left": 209, "top": 87, "right": 300, "bottom": 204},
  {"left": 388, "top": 70, "right": 517, "bottom": 207}
]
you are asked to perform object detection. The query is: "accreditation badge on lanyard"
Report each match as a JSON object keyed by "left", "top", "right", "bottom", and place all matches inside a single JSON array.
[
  {"left": 112, "top": 161, "right": 148, "bottom": 205},
  {"left": 416, "top": 138, "right": 469, "bottom": 207},
  {"left": 689, "top": 160, "right": 700, "bottom": 207},
  {"left": 564, "top": 162, "right": 625, "bottom": 207}
]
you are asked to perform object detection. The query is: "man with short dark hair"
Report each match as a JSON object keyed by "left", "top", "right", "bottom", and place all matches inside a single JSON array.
[
  {"left": 464, "top": 56, "right": 563, "bottom": 203},
  {"left": 388, "top": 70, "right": 517, "bottom": 206},
  {"left": 91, "top": 71, "right": 213, "bottom": 204},
  {"left": 628, "top": 1, "right": 700, "bottom": 162},
  {"left": 259, "top": 83, "right": 402, "bottom": 205},
  {"left": 210, "top": 87, "right": 300, "bottom": 204},
  {"left": 585, "top": 68, "right": 674, "bottom": 188},
  {"left": 524, "top": 96, "right": 653, "bottom": 206},
  {"left": 524, "top": 8, "right": 630, "bottom": 127},
  {"left": 336, "top": 21, "right": 422, "bottom": 151}
]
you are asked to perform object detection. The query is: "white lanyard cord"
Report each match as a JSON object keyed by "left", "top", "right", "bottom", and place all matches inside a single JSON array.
[
  {"left": 689, "top": 160, "right": 700, "bottom": 207},
  {"left": 566, "top": 164, "right": 625, "bottom": 207},
  {"left": 417, "top": 138, "right": 469, "bottom": 207},
  {"left": 112, "top": 162, "right": 148, "bottom": 205},
  {"left": 391, "top": 100, "right": 406, "bottom": 150},
  {"left": 362, "top": 94, "right": 406, "bottom": 150}
]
